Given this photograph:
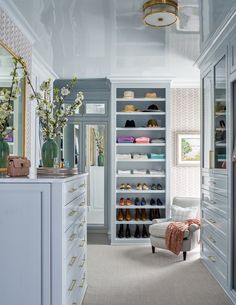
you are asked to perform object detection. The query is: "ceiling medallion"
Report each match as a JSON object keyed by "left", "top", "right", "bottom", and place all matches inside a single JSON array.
[{"left": 143, "top": 0, "right": 178, "bottom": 28}]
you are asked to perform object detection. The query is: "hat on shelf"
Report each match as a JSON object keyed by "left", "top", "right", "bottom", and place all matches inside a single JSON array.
[
  {"left": 147, "top": 119, "right": 158, "bottom": 128},
  {"left": 145, "top": 92, "right": 158, "bottom": 98},
  {"left": 123, "top": 91, "right": 135, "bottom": 99},
  {"left": 122, "top": 104, "right": 139, "bottom": 112},
  {"left": 143, "top": 104, "right": 160, "bottom": 112}
]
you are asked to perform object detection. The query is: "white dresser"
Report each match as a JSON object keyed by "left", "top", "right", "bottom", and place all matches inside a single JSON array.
[{"left": 0, "top": 173, "right": 88, "bottom": 305}]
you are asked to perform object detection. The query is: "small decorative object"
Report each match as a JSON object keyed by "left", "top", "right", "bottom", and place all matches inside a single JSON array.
[
  {"left": 145, "top": 92, "right": 157, "bottom": 98},
  {"left": 29, "top": 78, "right": 84, "bottom": 167},
  {"left": 7, "top": 156, "right": 31, "bottom": 177},
  {"left": 0, "top": 57, "right": 22, "bottom": 170},
  {"left": 123, "top": 91, "right": 134, "bottom": 99},
  {"left": 37, "top": 167, "right": 79, "bottom": 176},
  {"left": 176, "top": 132, "right": 200, "bottom": 166},
  {"left": 93, "top": 129, "right": 104, "bottom": 166}
]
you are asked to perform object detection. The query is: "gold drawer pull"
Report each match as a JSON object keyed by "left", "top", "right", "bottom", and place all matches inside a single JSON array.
[
  {"left": 69, "top": 233, "right": 77, "bottom": 241},
  {"left": 79, "top": 259, "right": 86, "bottom": 268},
  {"left": 68, "top": 210, "right": 79, "bottom": 217},
  {"left": 69, "top": 256, "right": 77, "bottom": 267},
  {"left": 79, "top": 278, "right": 85, "bottom": 288},
  {"left": 208, "top": 218, "right": 216, "bottom": 224},
  {"left": 79, "top": 220, "right": 86, "bottom": 227},
  {"left": 209, "top": 180, "right": 216, "bottom": 185},
  {"left": 210, "top": 200, "right": 217, "bottom": 204},
  {"left": 208, "top": 255, "right": 216, "bottom": 263},
  {"left": 208, "top": 236, "right": 216, "bottom": 244},
  {"left": 79, "top": 240, "right": 85, "bottom": 247},
  {"left": 79, "top": 183, "right": 85, "bottom": 188},
  {"left": 68, "top": 280, "right": 77, "bottom": 292},
  {"left": 79, "top": 201, "right": 86, "bottom": 207},
  {"left": 68, "top": 187, "right": 79, "bottom": 193}
]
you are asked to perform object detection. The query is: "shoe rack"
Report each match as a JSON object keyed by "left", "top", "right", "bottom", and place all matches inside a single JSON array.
[{"left": 110, "top": 79, "right": 171, "bottom": 244}]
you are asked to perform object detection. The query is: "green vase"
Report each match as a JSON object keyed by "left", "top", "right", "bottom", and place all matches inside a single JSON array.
[
  {"left": 98, "top": 152, "right": 104, "bottom": 166},
  {"left": 0, "top": 136, "right": 10, "bottom": 169},
  {"left": 41, "top": 138, "right": 59, "bottom": 167}
]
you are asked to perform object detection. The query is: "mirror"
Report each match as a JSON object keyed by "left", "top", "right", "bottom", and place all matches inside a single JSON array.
[{"left": 0, "top": 41, "right": 26, "bottom": 156}]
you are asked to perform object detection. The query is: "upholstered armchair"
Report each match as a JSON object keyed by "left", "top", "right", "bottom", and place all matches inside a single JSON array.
[{"left": 149, "top": 197, "right": 200, "bottom": 261}]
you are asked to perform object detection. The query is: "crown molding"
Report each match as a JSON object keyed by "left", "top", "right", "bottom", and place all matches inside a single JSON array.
[
  {"left": 32, "top": 49, "right": 58, "bottom": 80},
  {"left": 0, "top": 0, "right": 39, "bottom": 44},
  {"left": 109, "top": 76, "right": 173, "bottom": 84}
]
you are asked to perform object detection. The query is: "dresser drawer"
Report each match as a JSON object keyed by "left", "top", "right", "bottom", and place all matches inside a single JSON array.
[
  {"left": 202, "top": 189, "right": 228, "bottom": 218},
  {"left": 66, "top": 265, "right": 86, "bottom": 304},
  {"left": 201, "top": 241, "right": 227, "bottom": 285},
  {"left": 64, "top": 194, "right": 86, "bottom": 232},
  {"left": 67, "top": 272, "right": 86, "bottom": 305},
  {"left": 202, "top": 208, "right": 227, "bottom": 236},
  {"left": 202, "top": 224, "right": 227, "bottom": 261},
  {"left": 65, "top": 178, "right": 86, "bottom": 204},
  {"left": 65, "top": 219, "right": 86, "bottom": 257},
  {"left": 202, "top": 174, "right": 227, "bottom": 197}
]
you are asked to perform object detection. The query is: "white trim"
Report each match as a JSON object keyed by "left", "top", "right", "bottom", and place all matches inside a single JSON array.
[
  {"left": 109, "top": 76, "right": 174, "bottom": 83},
  {"left": 0, "top": 0, "right": 39, "bottom": 44},
  {"left": 32, "top": 50, "right": 58, "bottom": 80}
]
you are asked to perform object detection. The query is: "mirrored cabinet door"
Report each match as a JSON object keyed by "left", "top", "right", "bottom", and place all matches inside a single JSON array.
[{"left": 214, "top": 56, "right": 227, "bottom": 169}]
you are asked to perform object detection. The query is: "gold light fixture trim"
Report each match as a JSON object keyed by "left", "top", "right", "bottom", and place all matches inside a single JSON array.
[{"left": 143, "top": 0, "right": 178, "bottom": 28}]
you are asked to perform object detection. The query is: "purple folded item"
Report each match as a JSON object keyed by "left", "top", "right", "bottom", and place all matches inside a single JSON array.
[{"left": 117, "top": 136, "right": 135, "bottom": 143}]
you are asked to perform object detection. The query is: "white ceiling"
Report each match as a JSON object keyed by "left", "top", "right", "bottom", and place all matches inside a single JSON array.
[{"left": 10, "top": 0, "right": 200, "bottom": 82}]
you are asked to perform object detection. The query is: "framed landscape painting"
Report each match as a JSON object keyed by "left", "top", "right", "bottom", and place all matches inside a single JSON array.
[{"left": 176, "top": 132, "right": 200, "bottom": 166}]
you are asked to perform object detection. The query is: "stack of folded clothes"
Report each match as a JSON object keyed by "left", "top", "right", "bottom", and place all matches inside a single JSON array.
[
  {"left": 217, "top": 154, "right": 226, "bottom": 161},
  {"left": 117, "top": 154, "right": 132, "bottom": 160},
  {"left": 132, "top": 154, "right": 148, "bottom": 160},
  {"left": 133, "top": 169, "right": 147, "bottom": 175},
  {"left": 147, "top": 169, "right": 165, "bottom": 175},
  {"left": 117, "top": 136, "right": 135, "bottom": 143},
  {"left": 148, "top": 153, "right": 165, "bottom": 160},
  {"left": 135, "top": 137, "right": 150, "bottom": 144},
  {"left": 118, "top": 169, "right": 132, "bottom": 175},
  {"left": 150, "top": 138, "right": 165, "bottom": 143}
]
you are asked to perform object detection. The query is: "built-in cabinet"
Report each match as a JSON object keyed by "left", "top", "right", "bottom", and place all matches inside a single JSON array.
[
  {"left": 0, "top": 174, "right": 88, "bottom": 305},
  {"left": 110, "top": 80, "right": 170, "bottom": 244}
]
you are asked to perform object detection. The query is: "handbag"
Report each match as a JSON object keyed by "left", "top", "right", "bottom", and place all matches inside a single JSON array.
[{"left": 7, "top": 156, "right": 31, "bottom": 177}]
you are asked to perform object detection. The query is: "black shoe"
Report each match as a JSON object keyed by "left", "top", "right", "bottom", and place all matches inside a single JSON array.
[
  {"left": 141, "top": 197, "right": 146, "bottom": 206},
  {"left": 134, "top": 225, "right": 140, "bottom": 238},
  {"left": 149, "top": 209, "right": 155, "bottom": 220},
  {"left": 130, "top": 120, "right": 136, "bottom": 127},
  {"left": 151, "top": 184, "right": 157, "bottom": 190},
  {"left": 150, "top": 198, "right": 156, "bottom": 206},
  {"left": 219, "top": 120, "right": 225, "bottom": 128},
  {"left": 125, "top": 224, "right": 131, "bottom": 238},
  {"left": 157, "top": 184, "right": 162, "bottom": 190},
  {"left": 142, "top": 225, "right": 149, "bottom": 238},
  {"left": 134, "top": 197, "right": 141, "bottom": 206},
  {"left": 154, "top": 209, "right": 160, "bottom": 219},
  {"left": 125, "top": 120, "right": 136, "bottom": 128},
  {"left": 118, "top": 224, "right": 124, "bottom": 238},
  {"left": 156, "top": 198, "right": 163, "bottom": 206}
]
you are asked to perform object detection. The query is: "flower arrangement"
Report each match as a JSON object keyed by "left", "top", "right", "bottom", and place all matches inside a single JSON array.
[
  {"left": 0, "top": 57, "right": 22, "bottom": 138},
  {"left": 93, "top": 129, "right": 104, "bottom": 154},
  {"left": 29, "top": 78, "right": 84, "bottom": 140}
]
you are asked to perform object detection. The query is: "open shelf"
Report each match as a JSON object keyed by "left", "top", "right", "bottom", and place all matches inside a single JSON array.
[
  {"left": 116, "top": 143, "right": 165, "bottom": 147},
  {"left": 116, "top": 98, "right": 166, "bottom": 102},
  {"left": 116, "top": 127, "right": 166, "bottom": 131},
  {"left": 116, "top": 112, "right": 166, "bottom": 116},
  {"left": 116, "top": 174, "right": 165, "bottom": 178},
  {"left": 116, "top": 220, "right": 153, "bottom": 224},
  {"left": 116, "top": 159, "right": 165, "bottom": 162},
  {"left": 116, "top": 205, "right": 166, "bottom": 209},
  {"left": 116, "top": 190, "right": 165, "bottom": 194}
]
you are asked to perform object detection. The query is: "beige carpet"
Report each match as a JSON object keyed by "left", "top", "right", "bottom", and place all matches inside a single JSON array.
[{"left": 82, "top": 243, "right": 234, "bottom": 305}]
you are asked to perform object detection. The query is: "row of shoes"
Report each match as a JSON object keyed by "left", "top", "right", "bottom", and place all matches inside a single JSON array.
[
  {"left": 117, "top": 209, "right": 161, "bottom": 221},
  {"left": 119, "top": 183, "right": 163, "bottom": 191},
  {"left": 124, "top": 119, "right": 159, "bottom": 128},
  {"left": 118, "top": 197, "right": 164, "bottom": 206},
  {"left": 118, "top": 224, "right": 149, "bottom": 239}
]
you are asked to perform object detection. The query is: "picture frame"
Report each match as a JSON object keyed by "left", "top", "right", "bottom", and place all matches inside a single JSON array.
[{"left": 176, "top": 132, "right": 200, "bottom": 166}]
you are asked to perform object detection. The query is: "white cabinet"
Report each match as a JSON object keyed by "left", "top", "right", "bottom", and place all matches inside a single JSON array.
[{"left": 0, "top": 174, "right": 87, "bottom": 305}]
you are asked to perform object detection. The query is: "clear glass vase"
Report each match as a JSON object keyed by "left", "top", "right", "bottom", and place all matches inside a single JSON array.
[
  {"left": 98, "top": 152, "right": 104, "bottom": 166},
  {"left": 0, "top": 136, "right": 10, "bottom": 169},
  {"left": 41, "top": 138, "right": 59, "bottom": 168}
]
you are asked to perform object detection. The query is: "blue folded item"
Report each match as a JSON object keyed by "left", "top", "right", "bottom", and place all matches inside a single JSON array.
[{"left": 148, "top": 153, "right": 165, "bottom": 160}]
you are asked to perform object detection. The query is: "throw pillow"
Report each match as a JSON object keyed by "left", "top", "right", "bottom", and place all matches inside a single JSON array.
[{"left": 171, "top": 205, "right": 198, "bottom": 222}]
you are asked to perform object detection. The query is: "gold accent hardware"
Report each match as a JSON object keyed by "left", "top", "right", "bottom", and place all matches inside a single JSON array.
[
  {"left": 79, "top": 259, "right": 86, "bottom": 268},
  {"left": 208, "top": 236, "right": 216, "bottom": 244},
  {"left": 209, "top": 150, "right": 214, "bottom": 169},
  {"left": 79, "top": 202, "right": 86, "bottom": 207},
  {"left": 69, "top": 256, "right": 77, "bottom": 267},
  {"left": 79, "top": 241, "right": 85, "bottom": 248},
  {"left": 143, "top": 0, "right": 178, "bottom": 10},
  {"left": 68, "top": 280, "right": 77, "bottom": 292},
  {"left": 79, "top": 184, "right": 85, "bottom": 188},
  {"left": 69, "top": 233, "right": 77, "bottom": 242},
  {"left": 68, "top": 210, "right": 78, "bottom": 217},
  {"left": 79, "top": 279, "right": 85, "bottom": 288},
  {"left": 68, "top": 187, "right": 79, "bottom": 193},
  {"left": 210, "top": 200, "right": 217, "bottom": 204},
  {"left": 208, "top": 255, "right": 216, "bottom": 263},
  {"left": 208, "top": 218, "right": 216, "bottom": 224}
]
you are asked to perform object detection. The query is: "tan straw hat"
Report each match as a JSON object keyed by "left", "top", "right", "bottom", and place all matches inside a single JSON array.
[
  {"left": 145, "top": 92, "right": 158, "bottom": 98},
  {"left": 123, "top": 91, "right": 135, "bottom": 99},
  {"left": 122, "top": 104, "right": 139, "bottom": 112}
]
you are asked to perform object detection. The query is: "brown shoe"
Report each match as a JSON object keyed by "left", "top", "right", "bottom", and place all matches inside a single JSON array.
[
  {"left": 125, "top": 209, "right": 132, "bottom": 221},
  {"left": 135, "top": 209, "right": 141, "bottom": 221},
  {"left": 119, "top": 198, "right": 125, "bottom": 206},
  {"left": 118, "top": 209, "right": 124, "bottom": 221},
  {"left": 141, "top": 209, "right": 147, "bottom": 221},
  {"left": 154, "top": 208, "right": 160, "bottom": 219},
  {"left": 126, "top": 198, "right": 132, "bottom": 206},
  {"left": 149, "top": 209, "right": 155, "bottom": 221}
]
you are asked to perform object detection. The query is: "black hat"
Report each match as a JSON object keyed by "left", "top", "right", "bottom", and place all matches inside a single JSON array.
[{"left": 143, "top": 104, "right": 160, "bottom": 112}]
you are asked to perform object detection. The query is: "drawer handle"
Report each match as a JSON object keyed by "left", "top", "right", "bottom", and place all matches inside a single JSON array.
[
  {"left": 79, "top": 240, "right": 85, "bottom": 248},
  {"left": 79, "top": 259, "right": 86, "bottom": 268},
  {"left": 208, "top": 218, "right": 216, "bottom": 224},
  {"left": 210, "top": 200, "right": 217, "bottom": 205},
  {"left": 68, "top": 280, "right": 77, "bottom": 292},
  {"left": 209, "top": 180, "right": 216, "bottom": 185},
  {"left": 68, "top": 210, "right": 79, "bottom": 217},
  {"left": 79, "top": 220, "right": 86, "bottom": 228},
  {"left": 79, "top": 183, "right": 85, "bottom": 188},
  {"left": 208, "top": 255, "right": 216, "bottom": 263},
  {"left": 79, "top": 278, "right": 85, "bottom": 288},
  {"left": 208, "top": 236, "right": 216, "bottom": 244},
  {"left": 79, "top": 201, "right": 86, "bottom": 207},
  {"left": 69, "top": 256, "right": 77, "bottom": 267},
  {"left": 68, "top": 187, "right": 79, "bottom": 193},
  {"left": 69, "top": 233, "right": 77, "bottom": 242}
]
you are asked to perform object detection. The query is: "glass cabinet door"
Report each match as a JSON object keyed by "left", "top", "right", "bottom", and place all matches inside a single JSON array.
[
  {"left": 214, "top": 56, "right": 227, "bottom": 169},
  {"left": 203, "top": 71, "right": 213, "bottom": 169}
]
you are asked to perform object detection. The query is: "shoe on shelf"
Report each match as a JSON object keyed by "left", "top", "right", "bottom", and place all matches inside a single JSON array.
[
  {"left": 149, "top": 209, "right": 155, "bottom": 221},
  {"left": 119, "top": 184, "right": 125, "bottom": 190},
  {"left": 141, "top": 197, "right": 146, "bottom": 206},
  {"left": 118, "top": 209, "right": 124, "bottom": 221},
  {"left": 151, "top": 184, "right": 157, "bottom": 190},
  {"left": 142, "top": 224, "right": 149, "bottom": 238},
  {"left": 150, "top": 198, "right": 156, "bottom": 206},
  {"left": 119, "top": 198, "right": 125, "bottom": 206},
  {"left": 125, "top": 209, "right": 132, "bottom": 221},
  {"left": 118, "top": 224, "right": 124, "bottom": 238},
  {"left": 142, "top": 183, "right": 149, "bottom": 190},
  {"left": 126, "top": 198, "right": 132, "bottom": 206},
  {"left": 157, "top": 184, "right": 163, "bottom": 190},
  {"left": 134, "top": 197, "right": 141, "bottom": 206},
  {"left": 134, "top": 225, "right": 140, "bottom": 238},
  {"left": 130, "top": 120, "right": 136, "bottom": 127},
  {"left": 136, "top": 183, "right": 142, "bottom": 190},
  {"left": 135, "top": 209, "right": 141, "bottom": 221},
  {"left": 125, "top": 224, "right": 131, "bottom": 238},
  {"left": 126, "top": 183, "right": 132, "bottom": 190},
  {"left": 141, "top": 209, "right": 147, "bottom": 221},
  {"left": 156, "top": 198, "right": 163, "bottom": 206},
  {"left": 219, "top": 120, "right": 226, "bottom": 128},
  {"left": 155, "top": 209, "right": 161, "bottom": 219}
]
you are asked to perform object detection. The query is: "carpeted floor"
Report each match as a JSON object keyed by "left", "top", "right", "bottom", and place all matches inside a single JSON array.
[{"left": 82, "top": 242, "right": 234, "bottom": 305}]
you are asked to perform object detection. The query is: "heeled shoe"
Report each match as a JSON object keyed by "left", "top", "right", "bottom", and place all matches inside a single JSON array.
[
  {"left": 142, "top": 224, "right": 149, "bottom": 238},
  {"left": 156, "top": 198, "right": 163, "bottom": 206},
  {"left": 150, "top": 198, "right": 156, "bottom": 206},
  {"left": 119, "top": 198, "right": 125, "bottom": 206},
  {"left": 125, "top": 224, "right": 131, "bottom": 238},
  {"left": 134, "top": 225, "right": 140, "bottom": 238},
  {"left": 118, "top": 224, "right": 124, "bottom": 238},
  {"left": 118, "top": 209, "right": 124, "bottom": 221},
  {"left": 141, "top": 209, "right": 147, "bottom": 221},
  {"left": 135, "top": 209, "right": 141, "bottom": 221},
  {"left": 125, "top": 209, "right": 132, "bottom": 221}
]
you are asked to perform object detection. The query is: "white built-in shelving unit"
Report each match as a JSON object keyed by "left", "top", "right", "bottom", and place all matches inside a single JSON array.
[{"left": 110, "top": 79, "right": 171, "bottom": 244}]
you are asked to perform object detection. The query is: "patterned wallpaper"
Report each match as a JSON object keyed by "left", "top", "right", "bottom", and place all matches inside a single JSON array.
[
  {"left": 171, "top": 88, "right": 201, "bottom": 199},
  {"left": 0, "top": 7, "right": 32, "bottom": 159}
]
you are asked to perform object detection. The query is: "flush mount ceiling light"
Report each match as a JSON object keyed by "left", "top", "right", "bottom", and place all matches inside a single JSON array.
[{"left": 143, "top": 0, "right": 178, "bottom": 28}]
